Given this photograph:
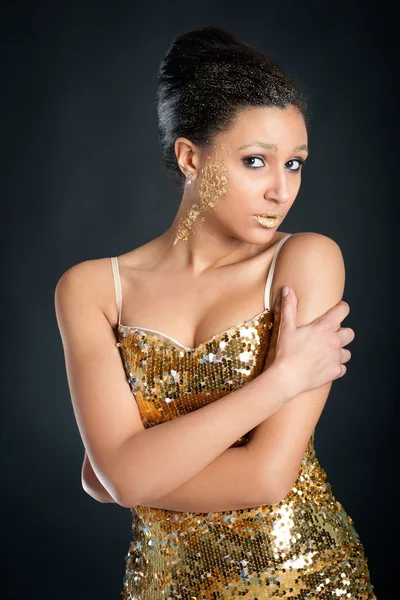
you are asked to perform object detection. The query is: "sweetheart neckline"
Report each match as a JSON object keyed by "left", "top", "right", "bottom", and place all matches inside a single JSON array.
[{"left": 117, "top": 307, "right": 273, "bottom": 352}]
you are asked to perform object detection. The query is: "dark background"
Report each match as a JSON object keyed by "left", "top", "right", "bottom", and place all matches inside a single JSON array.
[{"left": 2, "top": 1, "right": 396, "bottom": 598}]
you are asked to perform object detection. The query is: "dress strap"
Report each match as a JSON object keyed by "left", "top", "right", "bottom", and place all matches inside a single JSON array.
[
  {"left": 110, "top": 256, "right": 122, "bottom": 326},
  {"left": 264, "top": 233, "right": 293, "bottom": 311}
]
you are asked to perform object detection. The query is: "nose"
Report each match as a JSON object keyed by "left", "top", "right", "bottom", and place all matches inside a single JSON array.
[{"left": 264, "top": 167, "right": 291, "bottom": 204}]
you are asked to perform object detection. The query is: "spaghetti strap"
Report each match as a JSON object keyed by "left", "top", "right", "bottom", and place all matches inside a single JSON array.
[
  {"left": 264, "top": 233, "right": 293, "bottom": 311},
  {"left": 110, "top": 256, "right": 122, "bottom": 326}
]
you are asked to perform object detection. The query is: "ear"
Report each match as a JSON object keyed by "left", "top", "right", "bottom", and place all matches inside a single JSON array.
[{"left": 175, "top": 137, "right": 202, "bottom": 178}]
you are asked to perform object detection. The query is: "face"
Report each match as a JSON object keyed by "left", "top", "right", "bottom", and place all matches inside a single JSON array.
[{"left": 177, "top": 105, "right": 308, "bottom": 245}]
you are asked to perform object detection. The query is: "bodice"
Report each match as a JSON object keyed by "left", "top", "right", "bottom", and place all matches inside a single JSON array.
[{"left": 116, "top": 308, "right": 274, "bottom": 446}]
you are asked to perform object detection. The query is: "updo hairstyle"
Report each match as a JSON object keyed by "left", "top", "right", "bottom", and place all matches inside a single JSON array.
[{"left": 156, "top": 25, "right": 308, "bottom": 190}]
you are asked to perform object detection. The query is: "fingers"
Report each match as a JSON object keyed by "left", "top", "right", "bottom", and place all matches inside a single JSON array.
[
  {"left": 318, "top": 300, "right": 350, "bottom": 331},
  {"left": 333, "top": 362, "right": 347, "bottom": 380},
  {"left": 279, "top": 286, "right": 297, "bottom": 331},
  {"left": 337, "top": 327, "right": 355, "bottom": 346},
  {"left": 341, "top": 348, "right": 352, "bottom": 364}
]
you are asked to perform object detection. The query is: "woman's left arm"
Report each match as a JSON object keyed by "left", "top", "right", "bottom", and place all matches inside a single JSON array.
[
  {"left": 139, "top": 233, "right": 346, "bottom": 513},
  {"left": 244, "top": 232, "right": 346, "bottom": 495}
]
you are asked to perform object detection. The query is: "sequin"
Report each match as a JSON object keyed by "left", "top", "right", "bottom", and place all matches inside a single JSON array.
[{"left": 115, "top": 311, "right": 376, "bottom": 599}]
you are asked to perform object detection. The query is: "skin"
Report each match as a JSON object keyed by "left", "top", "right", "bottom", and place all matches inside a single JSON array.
[
  {"left": 172, "top": 105, "right": 308, "bottom": 260},
  {"left": 97, "top": 105, "right": 309, "bottom": 352},
  {"left": 68, "top": 105, "right": 347, "bottom": 508},
  {"left": 173, "top": 141, "right": 232, "bottom": 245}
]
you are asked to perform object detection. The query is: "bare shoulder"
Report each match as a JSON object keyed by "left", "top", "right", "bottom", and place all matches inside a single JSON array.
[
  {"left": 54, "top": 234, "right": 156, "bottom": 320},
  {"left": 55, "top": 256, "right": 113, "bottom": 293},
  {"left": 279, "top": 231, "right": 344, "bottom": 274},
  {"left": 54, "top": 256, "right": 117, "bottom": 335},
  {"left": 270, "top": 231, "right": 346, "bottom": 318},
  {"left": 280, "top": 231, "right": 344, "bottom": 266}
]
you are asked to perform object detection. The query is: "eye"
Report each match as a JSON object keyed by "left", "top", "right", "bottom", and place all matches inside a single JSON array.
[
  {"left": 242, "top": 155, "right": 265, "bottom": 169},
  {"left": 285, "top": 159, "right": 304, "bottom": 172}
]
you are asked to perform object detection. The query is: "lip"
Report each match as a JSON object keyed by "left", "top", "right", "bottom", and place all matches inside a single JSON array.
[
  {"left": 253, "top": 214, "right": 284, "bottom": 228},
  {"left": 255, "top": 213, "right": 284, "bottom": 218}
]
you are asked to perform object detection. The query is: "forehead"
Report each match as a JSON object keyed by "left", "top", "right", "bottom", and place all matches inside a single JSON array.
[{"left": 223, "top": 105, "right": 307, "bottom": 146}]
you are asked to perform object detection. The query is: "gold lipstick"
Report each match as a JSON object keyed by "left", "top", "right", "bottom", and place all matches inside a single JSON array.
[{"left": 253, "top": 214, "right": 283, "bottom": 228}]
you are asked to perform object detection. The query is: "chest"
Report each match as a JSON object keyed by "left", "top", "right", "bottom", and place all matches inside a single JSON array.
[{"left": 116, "top": 309, "right": 274, "bottom": 430}]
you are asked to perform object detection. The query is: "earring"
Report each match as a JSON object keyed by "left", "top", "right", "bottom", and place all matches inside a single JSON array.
[{"left": 186, "top": 173, "right": 193, "bottom": 185}]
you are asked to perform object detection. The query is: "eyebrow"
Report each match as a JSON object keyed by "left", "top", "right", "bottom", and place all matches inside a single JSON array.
[{"left": 238, "top": 141, "right": 308, "bottom": 153}]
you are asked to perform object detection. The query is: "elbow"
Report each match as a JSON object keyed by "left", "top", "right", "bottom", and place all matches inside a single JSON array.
[
  {"left": 103, "top": 476, "right": 136, "bottom": 508},
  {"left": 81, "top": 465, "right": 132, "bottom": 507},
  {"left": 118, "top": 485, "right": 166, "bottom": 509},
  {"left": 118, "top": 483, "right": 159, "bottom": 508},
  {"left": 81, "top": 477, "right": 108, "bottom": 504},
  {"left": 112, "top": 459, "right": 157, "bottom": 508},
  {"left": 113, "top": 479, "right": 142, "bottom": 509},
  {"left": 116, "top": 490, "right": 140, "bottom": 509}
]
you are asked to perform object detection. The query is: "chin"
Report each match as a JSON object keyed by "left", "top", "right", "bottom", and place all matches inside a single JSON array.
[{"left": 233, "top": 228, "right": 276, "bottom": 246}]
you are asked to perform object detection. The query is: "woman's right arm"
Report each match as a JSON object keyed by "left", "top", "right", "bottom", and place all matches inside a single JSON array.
[
  {"left": 55, "top": 260, "right": 352, "bottom": 509},
  {"left": 81, "top": 451, "right": 117, "bottom": 504}
]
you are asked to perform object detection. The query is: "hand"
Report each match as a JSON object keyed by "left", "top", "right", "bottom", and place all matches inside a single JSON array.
[{"left": 265, "top": 286, "right": 355, "bottom": 398}]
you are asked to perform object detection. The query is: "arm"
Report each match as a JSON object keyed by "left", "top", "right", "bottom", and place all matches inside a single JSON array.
[
  {"left": 133, "top": 235, "right": 344, "bottom": 512},
  {"left": 115, "top": 361, "right": 291, "bottom": 508},
  {"left": 81, "top": 452, "right": 117, "bottom": 504},
  {"left": 81, "top": 233, "right": 342, "bottom": 512},
  {"left": 245, "top": 233, "right": 346, "bottom": 499},
  {"left": 55, "top": 260, "right": 295, "bottom": 511},
  {"left": 82, "top": 444, "right": 276, "bottom": 511},
  {"left": 138, "top": 445, "right": 275, "bottom": 512}
]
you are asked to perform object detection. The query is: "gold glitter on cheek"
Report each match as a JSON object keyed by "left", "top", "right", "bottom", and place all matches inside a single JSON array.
[{"left": 173, "top": 142, "right": 231, "bottom": 245}]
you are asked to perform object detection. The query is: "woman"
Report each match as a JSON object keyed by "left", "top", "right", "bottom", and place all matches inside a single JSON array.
[{"left": 55, "top": 26, "right": 376, "bottom": 600}]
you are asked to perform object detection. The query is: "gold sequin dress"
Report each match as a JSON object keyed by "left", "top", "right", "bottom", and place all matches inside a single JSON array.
[{"left": 111, "top": 234, "right": 376, "bottom": 599}]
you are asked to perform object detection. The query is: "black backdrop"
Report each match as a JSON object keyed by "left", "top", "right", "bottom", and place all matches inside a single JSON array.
[{"left": 2, "top": 1, "right": 396, "bottom": 598}]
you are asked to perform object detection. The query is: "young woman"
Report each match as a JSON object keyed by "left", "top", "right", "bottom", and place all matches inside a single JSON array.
[{"left": 55, "top": 26, "right": 376, "bottom": 600}]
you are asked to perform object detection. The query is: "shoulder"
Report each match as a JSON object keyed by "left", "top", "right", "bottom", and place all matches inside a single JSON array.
[
  {"left": 271, "top": 231, "right": 346, "bottom": 318},
  {"left": 54, "top": 257, "right": 115, "bottom": 329},
  {"left": 280, "top": 231, "right": 344, "bottom": 261},
  {"left": 276, "top": 231, "right": 344, "bottom": 275},
  {"left": 55, "top": 257, "right": 112, "bottom": 298}
]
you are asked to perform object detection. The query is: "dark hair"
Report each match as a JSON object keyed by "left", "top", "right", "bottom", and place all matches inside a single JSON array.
[{"left": 156, "top": 26, "right": 309, "bottom": 190}]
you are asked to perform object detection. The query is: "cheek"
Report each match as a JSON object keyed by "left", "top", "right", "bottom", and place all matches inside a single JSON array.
[
  {"left": 218, "top": 169, "right": 263, "bottom": 217},
  {"left": 226, "top": 166, "right": 261, "bottom": 195},
  {"left": 217, "top": 189, "right": 251, "bottom": 223},
  {"left": 289, "top": 174, "right": 302, "bottom": 195}
]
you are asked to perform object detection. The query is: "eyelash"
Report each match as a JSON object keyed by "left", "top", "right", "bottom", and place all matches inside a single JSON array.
[{"left": 242, "top": 155, "right": 304, "bottom": 172}]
